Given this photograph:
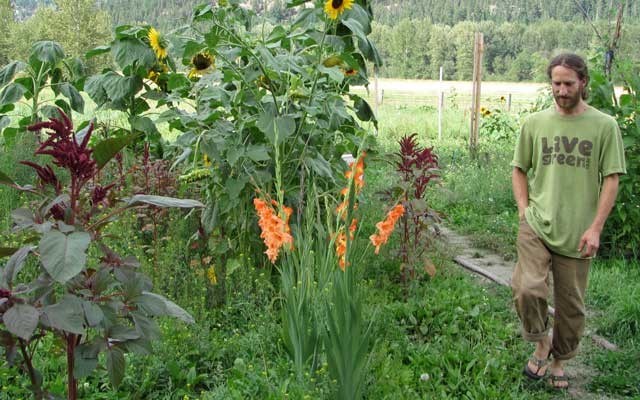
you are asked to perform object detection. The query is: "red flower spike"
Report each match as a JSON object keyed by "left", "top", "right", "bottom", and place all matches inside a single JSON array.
[
  {"left": 19, "top": 161, "right": 62, "bottom": 193},
  {"left": 91, "top": 183, "right": 115, "bottom": 206},
  {"left": 27, "top": 109, "right": 97, "bottom": 185}
]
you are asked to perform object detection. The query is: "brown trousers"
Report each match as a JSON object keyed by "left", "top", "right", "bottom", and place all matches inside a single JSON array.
[{"left": 511, "top": 219, "right": 591, "bottom": 360}]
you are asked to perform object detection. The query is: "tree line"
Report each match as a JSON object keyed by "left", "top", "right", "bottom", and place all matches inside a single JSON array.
[
  {"left": 370, "top": 18, "right": 640, "bottom": 81},
  {"left": 2, "top": 0, "right": 639, "bottom": 81},
  {"left": 370, "top": 0, "right": 640, "bottom": 26}
]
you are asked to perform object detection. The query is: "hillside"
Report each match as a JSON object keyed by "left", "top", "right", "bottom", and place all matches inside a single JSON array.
[{"left": 11, "top": 0, "right": 640, "bottom": 27}]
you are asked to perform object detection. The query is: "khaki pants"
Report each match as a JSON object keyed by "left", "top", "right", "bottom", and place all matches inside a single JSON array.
[{"left": 511, "top": 219, "right": 591, "bottom": 360}]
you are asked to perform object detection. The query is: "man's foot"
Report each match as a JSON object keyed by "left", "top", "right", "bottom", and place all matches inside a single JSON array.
[
  {"left": 548, "top": 361, "right": 569, "bottom": 389},
  {"left": 549, "top": 373, "right": 569, "bottom": 389},
  {"left": 523, "top": 335, "right": 552, "bottom": 380}
]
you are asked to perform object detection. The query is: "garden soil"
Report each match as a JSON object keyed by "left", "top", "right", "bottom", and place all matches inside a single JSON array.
[{"left": 439, "top": 226, "right": 617, "bottom": 400}]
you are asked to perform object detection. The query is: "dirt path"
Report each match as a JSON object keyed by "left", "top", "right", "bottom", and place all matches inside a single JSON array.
[{"left": 438, "top": 226, "right": 618, "bottom": 400}]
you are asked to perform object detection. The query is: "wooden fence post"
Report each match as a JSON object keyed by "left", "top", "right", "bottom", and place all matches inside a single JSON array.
[
  {"left": 373, "top": 65, "right": 379, "bottom": 115},
  {"left": 438, "top": 66, "right": 444, "bottom": 140},
  {"left": 469, "top": 32, "right": 484, "bottom": 156}
]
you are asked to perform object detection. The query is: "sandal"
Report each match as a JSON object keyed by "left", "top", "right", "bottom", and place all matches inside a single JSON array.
[
  {"left": 523, "top": 353, "right": 550, "bottom": 380},
  {"left": 549, "top": 373, "right": 569, "bottom": 389}
]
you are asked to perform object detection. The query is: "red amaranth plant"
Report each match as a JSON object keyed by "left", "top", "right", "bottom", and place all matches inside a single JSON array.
[
  {"left": 391, "top": 134, "right": 440, "bottom": 285},
  {"left": 0, "top": 110, "right": 202, "bottom": 400},
  {"left": 396, "top": 133, "right": 439, "bottom": 199}
]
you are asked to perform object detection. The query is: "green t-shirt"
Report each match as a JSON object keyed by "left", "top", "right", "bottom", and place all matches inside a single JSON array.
[{"left": 511, "top": 105, "right": 626, "bottom": 258}]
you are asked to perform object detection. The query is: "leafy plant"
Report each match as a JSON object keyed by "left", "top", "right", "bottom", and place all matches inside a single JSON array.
[
  {"left": 588, "top": 57, "right": 640, "bottom": 258},
  {"left": 479, "top": 105, "right": 519, "bottom": 141},
  {"left": 0, "top": 110, "right": 201, "bottom": 400},
  {"left": 153, "top": 0, "right": 381, "bottom": 286},
  {"left": 0, "top": 40, "right": 85, "bottom": 145},
  {"left": 389, "top": 134, "right": 440, "bottom": 283}
]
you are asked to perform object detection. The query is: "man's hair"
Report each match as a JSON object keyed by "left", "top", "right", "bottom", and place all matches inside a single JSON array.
[{"left": 547, "top": 53, "right": 589, "bottom": 100}]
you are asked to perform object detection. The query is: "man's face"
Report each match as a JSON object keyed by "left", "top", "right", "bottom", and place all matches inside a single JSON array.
[{"left": 550, "top": 65, "right": 586, "bottom": 111}]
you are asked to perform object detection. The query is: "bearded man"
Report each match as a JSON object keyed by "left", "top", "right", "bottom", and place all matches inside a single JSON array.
[{"left": 510, "top": 53, "right": 626, "bottom": 389}]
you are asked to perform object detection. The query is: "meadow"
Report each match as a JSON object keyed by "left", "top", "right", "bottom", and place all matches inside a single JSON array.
[{"left": 1, "top": 3, "right": 639, "bottom": 399}]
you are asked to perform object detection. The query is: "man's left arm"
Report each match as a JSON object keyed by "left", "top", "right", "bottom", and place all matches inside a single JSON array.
[{"left": 578, "top": 174, "right": 620, "bottom": 258}]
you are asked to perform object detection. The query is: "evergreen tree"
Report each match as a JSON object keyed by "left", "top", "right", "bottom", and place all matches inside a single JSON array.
[{"left": 0, "top": 0, "right": 14, "bottom": 65}]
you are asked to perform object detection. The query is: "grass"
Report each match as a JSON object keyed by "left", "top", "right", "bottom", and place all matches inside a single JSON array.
[{"left": 585, "top": 259, "right": 640, "bottom": 397}]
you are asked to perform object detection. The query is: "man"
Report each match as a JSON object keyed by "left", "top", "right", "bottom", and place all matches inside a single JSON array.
[{"left": 510, "top": 53, "right": 626, "bottom": 389}]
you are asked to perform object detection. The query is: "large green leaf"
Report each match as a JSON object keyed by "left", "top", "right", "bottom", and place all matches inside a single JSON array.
[
  {"left": 112, "top": 38, "right": 156, "bottom": 70},
  {"left": 245, "top": 145, "right": 271, "bottom": 162},
  {"left": 85, "top": 45, "right": 111, "bottom": 59},
  {"left": 225, "top": 177, "right": 248, "bottom": 201},
  {"left": 131, "top": 312, "right": 160, "bottom": 340},
  {"left": 352, "top": 95, "right": 377, "bottom": 128},
  {"left": 344, "top": 4, "right": 372, "bottom": 34},
  {"left": 0, "top": 61, "right": 26, "bottom": 88},
  {"left": 39, "top": 230, "right": 91, "bottom": 284},
  {"left": 0, "top": 83, "right": 26, "bottom": 106},
  {"left": 42, "top": 295, "right": 85, "bottom": 334},
  {"left": 102, "top": 73, "right": 143, "bottom": 104},
  {"left": 74, "top": 341, "right": 103, "bottom": 379},
  {"left": 0, "top": 115, "right": 10, "bottom": 130},
  {"left": 30, "top": 41, "right": 65, "bottom": 64},
  {"left": 92, "top": 132, "right": 142, "bottom": 169},
  {"left": 138, "top": 291, "right": 194, "bottom": 323},
  {"left": 106, "top": 347, "right": 125, "bottom": 388},
  {"left": 130, "top": 116, "right": 159, "bottom": 136},
  {"left": 108, "top": 325, "right": 140, "bottom": 341},
  {"left": 3, "top": 303, "right": 40, "bottom": 340},
  {"left": 3, "top": 245, "right": 36, "bottom": 288},
  {"left": 85, "top": 74, "right": 109, "bottom": 106},
  {"left": 59, "top": 82, "right": 85, "bottom": 113},
  {"left": 81, "top": 300, "right": 104, "bottom": 327},
  {"left": 132, "top": 292, "right": 167, "bottom": 316},
  {"left": 305, "top": 154, "right": 334, "bottom": 178},
  {"left": 286, "top": 0, "right": 311, "bottom": 6},
  {"left": 318, "top": 65, "right": 345, "bottom": 84},
  {"left": 257, "top": 112, "right": 296, "bottom": 145},
  {"left": 125, "top": 195, "right": 204, "bottom": 209}
]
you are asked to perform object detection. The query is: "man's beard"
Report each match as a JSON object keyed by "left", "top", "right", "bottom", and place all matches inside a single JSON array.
[{"left": 554, "top": 89, "right": 583, "bottom": 111}]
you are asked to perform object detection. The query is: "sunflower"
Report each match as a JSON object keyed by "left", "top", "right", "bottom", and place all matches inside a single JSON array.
[
  {"left": 188, "top": 52, "right": 215, "bottom": 79},
  {"left": 147, "top": 70, "right": 160, "bottom": 84},
  {"left": 343, "top": 68, "right": 358, "bottom": 76},
  {"left": 324, "top": 0, "right": 353, "bottom": 20},
  {"left": 148, "top": 27, "right": 168, "bottom": 60}
]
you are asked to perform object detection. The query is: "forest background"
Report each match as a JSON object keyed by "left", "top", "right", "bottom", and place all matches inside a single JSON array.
[{"left": 2, "top": 0, "right": 640, "bottom": 81}]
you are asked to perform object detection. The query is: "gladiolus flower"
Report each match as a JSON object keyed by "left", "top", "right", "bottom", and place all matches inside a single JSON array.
[
  {"left": 254, "top": 197, "right": 293, "bottom": 263},
  {"left": 370, "top": 204, "right": 405, "bottom": 254},
  {"left": 336, "top": 152, "right": 366, "bottom": 218}
]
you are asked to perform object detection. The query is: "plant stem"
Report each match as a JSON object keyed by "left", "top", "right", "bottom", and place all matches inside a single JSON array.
[
  {"left": 66, "top": 334, "right": 77, "bottom": 400},
  {"left": 18, "top": 338, "right": 43, "bottom": 399}
]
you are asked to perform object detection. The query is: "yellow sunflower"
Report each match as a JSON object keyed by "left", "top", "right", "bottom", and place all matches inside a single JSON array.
[
  {"left": 188, "top": 52, "right": 215, "bottom": 79},
  {"left": 147, "top": 70, "right": 160, "bottom": 84},
  {"left": 148, "top": 27, "right": 168, "bottom": 60},
  {"left": 324, "top": 0, "right": 353, "bottom": 20}
]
